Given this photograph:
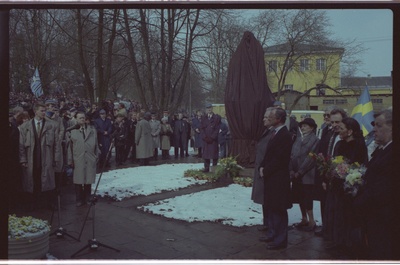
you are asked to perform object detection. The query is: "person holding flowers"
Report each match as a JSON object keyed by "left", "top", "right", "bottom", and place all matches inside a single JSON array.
[{"left": 324, "top": 117, "right": 368, "bottom": 255}]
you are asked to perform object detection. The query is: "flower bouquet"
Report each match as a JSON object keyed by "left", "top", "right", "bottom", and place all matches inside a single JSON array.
[
  {"left": 308, "top": 152, "right": 331, "bottom": 178},
  {"left": 343, "top": 165, "right": 366, "bottom": 197}
]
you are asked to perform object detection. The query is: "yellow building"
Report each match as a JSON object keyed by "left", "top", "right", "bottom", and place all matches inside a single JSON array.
[
  {"left": 264, "top": 43, "right": 344, "bottom": 96},
  {"left": 264, "top": 43, "right": 392, "bottom": 112}
]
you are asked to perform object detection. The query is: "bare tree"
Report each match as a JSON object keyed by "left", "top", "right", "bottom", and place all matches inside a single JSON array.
[{"left": 121, "top": 8, "right": 216, "bottom": 114}]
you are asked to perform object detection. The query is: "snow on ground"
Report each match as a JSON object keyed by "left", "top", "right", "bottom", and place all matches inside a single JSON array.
[
  {"left": 95, "top": 163, "right": 207, "bottom": 201},
  {"left": 96, "top": 163, "right": 321, "bottom": 227}
]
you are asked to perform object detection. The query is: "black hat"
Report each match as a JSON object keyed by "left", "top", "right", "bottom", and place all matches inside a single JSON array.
[
  {"left": 205, "top": 103, "right": 212, "bottom": 108},
  {"left": 299, "top": 118, "right": 317, "bottom": 129}
]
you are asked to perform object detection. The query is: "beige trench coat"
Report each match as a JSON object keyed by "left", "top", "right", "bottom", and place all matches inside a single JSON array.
[
  {"left": 19, "top": 118, "right": 61, "bottom": 193},
  {"left": 67, "top": 125, "right": 99, "bottom": 185},
  {"left": 135, "top": 119, "right": 153, "bottom": 159}
]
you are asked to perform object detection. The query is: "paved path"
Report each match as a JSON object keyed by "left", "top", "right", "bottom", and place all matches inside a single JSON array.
[{"left": 10, "top": 155, "right": 346, "bottom": 260}]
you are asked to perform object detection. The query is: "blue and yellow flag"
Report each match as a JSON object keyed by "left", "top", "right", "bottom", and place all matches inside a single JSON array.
[{"left": 351, "top": 86, "right": 374, "bottom": 137}]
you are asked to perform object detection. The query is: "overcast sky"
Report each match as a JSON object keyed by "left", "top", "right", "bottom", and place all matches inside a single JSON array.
[{"left": 326, "top": 9, "right": 393, "bottom": 78}]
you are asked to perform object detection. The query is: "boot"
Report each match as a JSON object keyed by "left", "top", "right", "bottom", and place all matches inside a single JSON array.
[
  {"left": 75, "top": 184, "right": 84, "bottom": 207},
  {"left": 83, "top": 184, "right": 92, "bottom": 205}
]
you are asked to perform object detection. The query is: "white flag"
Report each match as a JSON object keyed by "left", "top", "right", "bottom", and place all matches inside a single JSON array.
[{"left": 31, "top": 68, "right": 43, "bottom": 97}]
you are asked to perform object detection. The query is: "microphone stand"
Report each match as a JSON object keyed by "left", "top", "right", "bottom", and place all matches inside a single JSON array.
[
  {"left": 50, "top": 169, "right": 80, "bottom": 242},
  {"left": 71, "top": 130, "right": 120, "bottom": 258}
]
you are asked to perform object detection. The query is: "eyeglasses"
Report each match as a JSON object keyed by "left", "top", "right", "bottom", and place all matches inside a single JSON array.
[{"left": 323, "top": 114, "right": 330, "bottom": 118}]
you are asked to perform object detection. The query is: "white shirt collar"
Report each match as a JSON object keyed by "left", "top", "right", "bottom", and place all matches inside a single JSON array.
[{"left": 380, "top": 140, "right": 392, "bottom": 150}]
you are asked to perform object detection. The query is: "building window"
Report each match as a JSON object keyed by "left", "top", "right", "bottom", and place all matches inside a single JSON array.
[
  {"left": 317, "top": 88, "right": 326, "bottom": 96},
  {"left": 300, "top": 59, "right": 309, "bottom": 72},
  {"left": 372, "top": 98, "right": 383, "bottom": 104},
  {"left": 316, "top": 58, "right": 326, "bottom": 71},
  {"left": 284, "top": 84, "right": 293, "bottom": 90},
  {"left": 335, "top": 99, "right": 348, "bottom": 104},
  {"left": 268, "top": 60, "right": 277, "bottom": 72},
  {"left": 323, "top": 99, "right": 335, "bottom": 105},
  {"left": 284, "top": 59, "right": 293, "bottom": 72}
]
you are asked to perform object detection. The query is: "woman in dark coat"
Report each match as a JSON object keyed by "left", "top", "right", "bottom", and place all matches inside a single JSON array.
[{"left": 324, "top": 117, "right": 368, "bottom": 255}]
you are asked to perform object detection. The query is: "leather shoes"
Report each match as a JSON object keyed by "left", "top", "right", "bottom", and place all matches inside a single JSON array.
[
  {"left": 267, "top": 243, "right": 287, "bottom": 250},
  {"left": 259, "top": 236, "right": 274, "bottom": 242},
  {"left": 314, "top": 227, "right": 324, "bottom": 237}
]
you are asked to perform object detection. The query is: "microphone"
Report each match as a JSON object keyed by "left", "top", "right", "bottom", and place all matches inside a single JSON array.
[{"left": 66, "top": 124, "right": 81, "bottom": 132}]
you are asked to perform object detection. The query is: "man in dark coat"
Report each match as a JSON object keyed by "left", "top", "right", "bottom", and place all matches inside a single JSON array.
[
  {"left": 353, "top": 108, "right": 395, "bottom": 259},
  {"left": 173, "top": 112, "right": 189, "bottom": 158},
  {"left": 252, "top": 107, "right": 274, "bottom": 232},
  {"left": 200, "top": 104, "right": 221, "bottom": 172},
  {"left": 259, "top": 107, "right": 293, "bottom": 250},
  {"left": 93, "top": 109, "right": 113, "bottom": 168}
]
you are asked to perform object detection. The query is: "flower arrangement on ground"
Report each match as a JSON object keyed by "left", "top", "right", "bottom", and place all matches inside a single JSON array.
[
  {"left": 8, "top": 214, "right": 50, "bottom": 240},
  {"left": 183, "top": 169, "right": 219, "bottom": 182},
  {"left": 214, "top": 156, "right": 244, "bottom": 179},
  {"left": 232, "top": 176, "right": 253, "bottom": 187}
]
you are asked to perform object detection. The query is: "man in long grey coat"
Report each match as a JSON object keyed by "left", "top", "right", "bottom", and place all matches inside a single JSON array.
[
  {"left": 135, "top": 112, "right": 153, "bottom": 166},
  {"left": 149, "top": 113, "right": 161, "bottom": 160},
  {"left": 19, "top": 102, "right": 61, "bottom": 209},
  {"left": 252, "top": 107, "right": 274, "bottom": 232},
  {"left": 67, "top": 112, "right": 99, "bottom": 207}
]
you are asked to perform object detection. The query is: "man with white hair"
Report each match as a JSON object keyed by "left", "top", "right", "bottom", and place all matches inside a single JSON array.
[{"left": 353, "top": 108, "right": 395, "bottom": 259}]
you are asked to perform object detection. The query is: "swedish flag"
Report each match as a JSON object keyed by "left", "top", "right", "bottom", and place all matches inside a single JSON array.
[{"left": 351, "top": 86, "right": 374, "bottom": 137}]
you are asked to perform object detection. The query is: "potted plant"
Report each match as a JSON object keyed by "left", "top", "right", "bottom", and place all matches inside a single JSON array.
[{"left": 8, "top": 214, "right": 51, "bottom": 259}]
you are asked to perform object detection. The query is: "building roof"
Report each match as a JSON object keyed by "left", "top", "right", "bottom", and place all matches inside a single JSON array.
[
  {"left": 341, "top": 76, "right": 392, "bottom": 89},
  {"left": 264, "top": 43, "right": 344, "bottom": 55}
]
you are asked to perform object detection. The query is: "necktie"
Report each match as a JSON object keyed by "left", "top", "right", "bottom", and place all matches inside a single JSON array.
[
  {"left": 208, "top": 114, "right": 211, "bottom": 119},
  {"left": 37, "top": 121, "right": 41, "bottom": 136},
  {"left": 81, "top": 127, "right": 85, "bottom": 139},
  {"left": 371, "top": 146, "right": 382, "bottom": 158},
  {"left": 327, "top": 132, "right": 336, "bottom": 156}
]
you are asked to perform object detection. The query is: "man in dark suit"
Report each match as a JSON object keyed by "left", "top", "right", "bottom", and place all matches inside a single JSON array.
[
  {"left": 93, "top": 109, "right": 113, "bottom": 168},
  {"left": 353, "top": 108, "right": 395, "bottom": 260},
  {"left": 259, "top": 107, "right": 293, "bottom": 250}
]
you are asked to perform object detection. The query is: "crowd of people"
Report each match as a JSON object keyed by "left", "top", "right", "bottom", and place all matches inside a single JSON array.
[
  {"left": 8, "top": 91, "right": 395, "bottom": 260},
  {"left": 252, "top": 101, "right": 394, "bottom": 260},
  {"left": 8, "top": 92, "right": 230, "bottom": 211}
]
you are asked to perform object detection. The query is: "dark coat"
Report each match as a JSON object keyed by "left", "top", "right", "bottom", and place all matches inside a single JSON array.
[
  {"left": 173, "top": 119, "right": 189, "bottom": 149},
  {"left": 251, "top": 128, "right": 271, "bottom": 204},
  {"left": 218, "top": 120, "right": 229, "bottom": 145},
  {"left": 260, "top": 126, "right": 293, "bottom": 211},
  {"left": 353, "top": 143, "right": 394, "bottom": 259},
  {"left": 93, "top": 117, "right": 113, "bottom": 157},
  {"left": 200, "top": 113, "right": 221, "bottom": 159},
  {"left": 113, "top": 121, "right": 128, "bottom": 147},
  {"left": 191, "top": 116, "right": 203, "bottom": 148}
]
